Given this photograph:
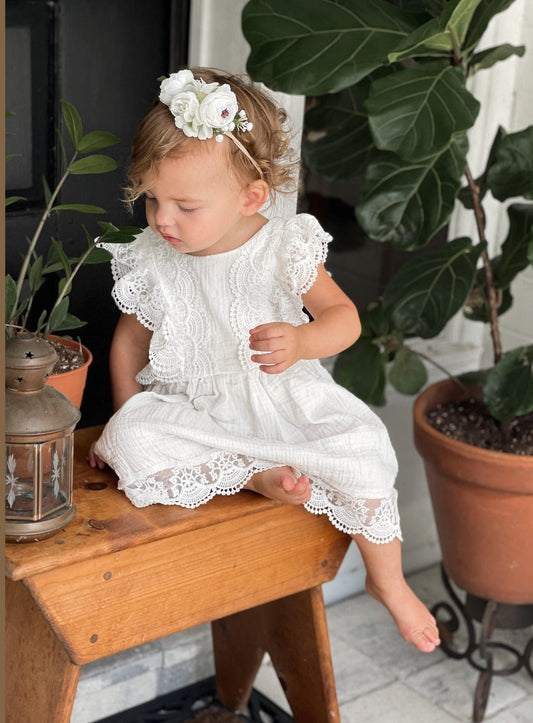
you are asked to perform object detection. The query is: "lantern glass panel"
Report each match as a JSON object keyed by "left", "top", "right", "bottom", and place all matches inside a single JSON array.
[{"left": 5, "top": 434, "right": 74, "bottom": 521}]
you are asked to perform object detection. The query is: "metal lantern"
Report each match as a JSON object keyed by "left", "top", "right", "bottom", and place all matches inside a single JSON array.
[{"left": 5, "top": 334, "right": 81, "bottom": 542}]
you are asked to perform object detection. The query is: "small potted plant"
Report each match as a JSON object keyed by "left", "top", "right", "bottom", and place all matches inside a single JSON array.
[
  {"left": 5, "top": 101, "right": 140, "bottom": 407},
  {"left": 243, "top": 0, "right": 533, "bottom": 602}
]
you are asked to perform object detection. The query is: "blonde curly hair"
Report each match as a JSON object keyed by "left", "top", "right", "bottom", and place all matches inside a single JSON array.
[{"left": 124, "top": 67, "right": 299, "bottom": 204}]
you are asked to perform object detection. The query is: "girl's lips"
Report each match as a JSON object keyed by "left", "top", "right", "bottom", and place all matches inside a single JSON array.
[{"left": 163, "top": 234, "right": 182, "bottom": 245}]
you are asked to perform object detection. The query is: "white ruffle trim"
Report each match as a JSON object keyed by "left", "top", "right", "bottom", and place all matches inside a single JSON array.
[
  {"left": 120, "top": 451, "right": 274, "bottom": 508},
  {"left": 305, "top": 484, "right": 402, "bottom": 543}
]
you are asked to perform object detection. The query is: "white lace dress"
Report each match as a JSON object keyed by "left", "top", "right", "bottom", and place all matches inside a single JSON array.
[{"left": 95, "top": 214, "right": 401, "bottom": 543}]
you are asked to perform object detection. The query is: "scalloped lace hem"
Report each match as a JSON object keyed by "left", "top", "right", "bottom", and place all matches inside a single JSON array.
[
  {"left": 119, "top": 454, "right": 402, "bottom": 545},
  {"left": 120, "top": 452, "right": 275, "bottom": 508},
  {"left": 305, "top": 484, "right": 402, "bottom": 544}
]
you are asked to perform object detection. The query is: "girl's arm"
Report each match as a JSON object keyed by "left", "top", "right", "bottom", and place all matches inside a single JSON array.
[
  {"left": 249, "top": 264, "right": 361, "bottom": 374},
  {"left": 88, "top": 312, "right": 151, "bottom": 468},
  {"left": 109, "top": 312, "right": 153, "bottom": 411}
]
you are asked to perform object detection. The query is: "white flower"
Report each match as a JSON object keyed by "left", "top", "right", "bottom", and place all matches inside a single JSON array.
[
  {"left": 158, "top": 73, "right": 253, "bottom": 142},
  {"left": 169, "top": 91, "right": 200, "bottom": 133},
  {"left": 197, "top": 84, "right": 238, "bottom": 137},
  {"left": 159, "top": 70, "right": 196, "bottom": 105}
]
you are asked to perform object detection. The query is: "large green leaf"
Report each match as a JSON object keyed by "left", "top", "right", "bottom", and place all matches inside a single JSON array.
[
  {"left": 486, "top": 127, "right": 533, "bottom": 201},
  {"left": 388, "top": 0, "right": 482, "bottom": 62},
  {"left": 242, "top": 0, "right": 418, "bottom": 95},
  {"left": 446, "top": 0, "right": 483, "bottom": 47},
  {"left": 303, "top": 87, "right": 373, "bottom": 180},
  {"left": 97, "top": 223, "right": 142, "bottom": 243},
  {"left": 463, "top": 0, "right": 516, "bottom": 53},
  {"left": 333, "top": 337, "right": 386, "bottom": 405},
  {"left": 356, "top": 133, "right": 469, "bottom": 249},
  {"left": 42, "top": 175, "right": 52, "bottom": 205},
  {"left": 77, "top": 130, "right": 120, "bottom": 153},
  {"left": 50, "top": 238, "right": 72, "bottom": 278},
  {"left": 5, "top": 196, "right": 26, "bottom": 207},
  {"left": 47, "top": 297, "right": 70, "bottom": 333},
  {"left": 69, "top": 155, "right": 118, "bottom": 175},
  {"left": 29, "top": 256, "right": 44, "bottom": 292},
  {"left": 483, "top": 345, "right": 533, "bottom": 423},
  {"left": 469, "top": 43, "right": 525, "bottom": 73},
  {"left": 61, "top": 101, "right": 83, "bottom": 149},
  {"left": 367, "top": 61, "right": 479, "bottom": 160},
  {"left": 5, "top": 274, "right": 17, "bottom": 323},
  {"left": 82, "top": 247, "right": 113, "bottom": 264},
  {"left": 51, "top": 313, "right": 87, "bottom": 333},
  {"left": 383, "top": 237, "right": 483, "bottom": 337},
  {"left": 388, "top": 345, "right": 428, "bottom": 394},
  {"left": 52, "top": 203, "right": 107, "bottom": 214},
  {"left": 492, "top": 204, "right": 533, "bottom": 287}
]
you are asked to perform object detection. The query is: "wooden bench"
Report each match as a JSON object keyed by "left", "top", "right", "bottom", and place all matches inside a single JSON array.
[{"left": 5, "top": 425, "right": 351, "bottom": 722}]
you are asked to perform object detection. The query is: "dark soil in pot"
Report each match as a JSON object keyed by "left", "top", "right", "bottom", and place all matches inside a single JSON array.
[
  {"left": 426, "top": 397, "right": 533, "bottom": 456},
  {"left": 48, "top": 339, "right": 85, "bottom": 375}
]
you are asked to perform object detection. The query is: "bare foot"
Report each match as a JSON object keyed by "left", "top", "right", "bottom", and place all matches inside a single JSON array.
[
  {"left": 244, "top": 467, "right": 312, "bottom": 505},
  {"left": 366, "top": 577, "right": 440, "bottom": 653}
]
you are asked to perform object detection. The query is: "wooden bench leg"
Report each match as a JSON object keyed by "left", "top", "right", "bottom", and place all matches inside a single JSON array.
[
  {"left": 6, "top": 578, "right": 81, "bottom": 723},
  {"left": 212, "top": 586, "right": 340, "bottom": 722}
]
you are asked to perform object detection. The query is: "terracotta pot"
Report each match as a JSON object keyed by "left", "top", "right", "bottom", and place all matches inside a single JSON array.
[
  {"left": 413, "top": 378, "right": 533, "bottom": 604},
  {"left": 45, "top": 337, "right": 93, "bottom": 409}
]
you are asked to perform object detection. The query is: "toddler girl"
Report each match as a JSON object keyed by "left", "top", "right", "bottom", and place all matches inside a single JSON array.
[{"left": 90, "top": 67, "right": 440, "bottom": 653}]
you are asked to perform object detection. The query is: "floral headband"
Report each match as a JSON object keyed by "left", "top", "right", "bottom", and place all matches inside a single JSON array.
[{"left": 159, "top": 70, "right": 263, "bottom": 178}]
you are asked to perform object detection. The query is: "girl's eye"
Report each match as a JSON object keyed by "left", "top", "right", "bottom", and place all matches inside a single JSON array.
[{"left": 179, "top": 206, "right": 197, "bottom": 214}]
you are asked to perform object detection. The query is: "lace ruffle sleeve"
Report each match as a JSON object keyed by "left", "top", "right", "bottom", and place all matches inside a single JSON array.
[
  {"left": 98, "top": 227, "right": 163, "bottom": 331},
  {"left": 283, "top": 214, "right": 331, "bottom": 297}
]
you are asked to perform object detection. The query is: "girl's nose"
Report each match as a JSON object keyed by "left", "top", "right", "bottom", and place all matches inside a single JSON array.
[{"left": 154, "top": 204, "right": 172, "bottom": 227}]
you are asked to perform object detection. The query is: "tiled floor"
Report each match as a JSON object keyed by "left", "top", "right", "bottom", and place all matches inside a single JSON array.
[{"left": 254, "top": 565, "right": 533, "bottom": 722}]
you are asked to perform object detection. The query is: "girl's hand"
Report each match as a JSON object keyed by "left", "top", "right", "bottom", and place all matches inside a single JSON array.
[
  {"left": 249, "top": 322, "right": 303, "bottom": 373},
  {"left": 88, "top": 440, "right": 106, "bottom": 470}
]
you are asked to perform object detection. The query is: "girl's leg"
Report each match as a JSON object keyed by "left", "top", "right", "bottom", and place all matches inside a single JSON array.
[
  {"left": 353, "top": 534, "right": 440, "bottom": 653},
  {"left": 244, "top": 467, "right": 312, "bottom": 504}
]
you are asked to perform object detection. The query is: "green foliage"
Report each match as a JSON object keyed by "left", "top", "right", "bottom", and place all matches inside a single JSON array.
[
  {"left": 243, "top": 0, "right": 533, "bottom": 424},
  {"left": 383, "top": 237, "right": 484, "bottom": 336},
  {"left": 5, "top": 102, "right": 140, "bottom": 337}
]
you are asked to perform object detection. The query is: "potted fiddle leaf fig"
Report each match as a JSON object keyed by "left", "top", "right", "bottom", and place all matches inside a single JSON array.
[
  {"left": 243, "top": 0, "right": 533, "bottom": 604},
  {"left": 5, "top": 101, "right": 140, "bottom": 406}
]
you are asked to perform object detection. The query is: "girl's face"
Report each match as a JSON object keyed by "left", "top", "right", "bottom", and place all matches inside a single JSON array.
[{"left": 143, "top": 141, "right": 255, "bottom": 256}]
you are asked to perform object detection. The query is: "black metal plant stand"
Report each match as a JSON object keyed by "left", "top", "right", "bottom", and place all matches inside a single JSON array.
[{"left": 432, "top": 564, "right": 533, "bottom": 723}]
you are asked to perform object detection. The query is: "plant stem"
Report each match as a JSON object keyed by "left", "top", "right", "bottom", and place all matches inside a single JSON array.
[
  {"left": 464, "top": 164, "right": 502, "bottom": 364},
  {"left": 407, "top": 346, "right": 468, "bottom": 391},
  {"left": 13, "top": 154, "right": 78, "bottom": 319}
]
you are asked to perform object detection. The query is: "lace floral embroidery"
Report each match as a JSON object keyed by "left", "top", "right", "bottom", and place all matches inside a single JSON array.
[
  {"left": 305, "top": 483, "right": 402, "bottom": 543},
  {"left": 120, "top": 452, "right": 274, "bottom": 508},
  {"left": 102, "top": 228, "right": 212, "bottom": 383},
  {"left": 283, "top": 215, "right": 331, "bottom": 296},
  {"left": 229, "top": 216, "right": 330, "bottom": 371},
  {"left": 102, "top": 233, "right": 164, "bottom": 331}
]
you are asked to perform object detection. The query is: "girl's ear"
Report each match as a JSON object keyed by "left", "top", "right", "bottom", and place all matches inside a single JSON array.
[{"left": 241, "top": 180, "right": 269, "bottom": 215}]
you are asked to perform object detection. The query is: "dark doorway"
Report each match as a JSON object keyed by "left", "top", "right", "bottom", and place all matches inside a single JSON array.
[{"left": 6, "top": 0, "right": 190, "bottom": 427}]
